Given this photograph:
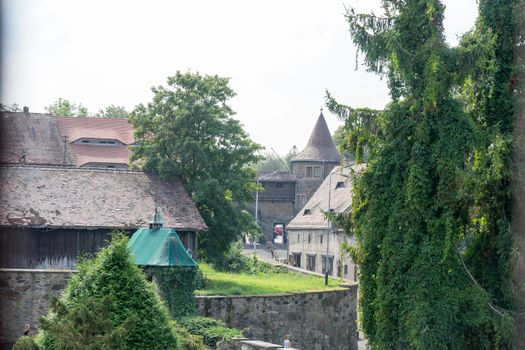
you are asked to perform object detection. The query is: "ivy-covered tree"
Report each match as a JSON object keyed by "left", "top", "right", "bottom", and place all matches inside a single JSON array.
[
  {"left": 328, "top": 0, "right": 520, "bottom": 348},
  {"left": 45, "top": 98, "right": 89, "bottom": 116},
  {"left": 130, "top": 71, "right": 262, "bottom": 262}
]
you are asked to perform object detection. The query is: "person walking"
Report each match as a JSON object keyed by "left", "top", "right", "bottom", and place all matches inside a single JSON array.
[{"left": 283, "top": 335, "right": 290, "bottom": 348}]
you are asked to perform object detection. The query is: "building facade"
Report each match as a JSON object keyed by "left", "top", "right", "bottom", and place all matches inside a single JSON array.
[
  {"left": 252, "top": 112, "right": 341, "bottom": 245},
  {"left": 287, "top": 165, "right": 361, "bottom": 281}
]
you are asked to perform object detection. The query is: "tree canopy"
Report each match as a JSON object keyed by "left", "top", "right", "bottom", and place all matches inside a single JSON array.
[
  {"left": 96, "top": 105, "right": 129, "bottom": 118},
  {"left": 45, "top": 98, "right": 89, "bottom": 116},
  {"left": 130, "top": 71, "right": 262, "bottom": 262},
  {"left": 329, "top": 0, "right": 521, "bottom": 348}
]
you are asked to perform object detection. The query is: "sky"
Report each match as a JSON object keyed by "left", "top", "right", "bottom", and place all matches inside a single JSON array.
[{"left": 1, "top": 0, "right": 477, "bottom": 154}]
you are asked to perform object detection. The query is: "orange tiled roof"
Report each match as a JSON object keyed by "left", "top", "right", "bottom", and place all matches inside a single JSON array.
[
  {"left": 70, "top": 144, "right": 131, "bottom": 167},
  {"left": 56, "top": 116, "right": 135, "bottom": 145}
]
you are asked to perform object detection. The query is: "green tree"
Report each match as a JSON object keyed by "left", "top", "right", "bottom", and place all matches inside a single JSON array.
[
  {"left": 0, "top": 103, "right": 21, "bottom": 112},
  {"left": 45, "top": 98, "right": 89, "bottom": 116},
  {"left": 97, "top": 104, "right": 129, "bottom": 118},
  {"left": 254, "top": 146, "right": 296, "bottom": 172},
  {"left": 32, "top": 233, "right": 179, "bottom": 349},
  {"left": 328, "top": 0, "right": 520, "bottom": 348},
  {"left": 130, "top": 71, "right": 262, "bottom": 262}
]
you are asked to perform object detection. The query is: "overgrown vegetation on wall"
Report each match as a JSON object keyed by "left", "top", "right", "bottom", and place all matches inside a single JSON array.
[
  {"left": 328, "top": 0, "right": 522, "bottom": 348},
  {"left": 145, "top": 266, "right": 197, "bottom": 319}
]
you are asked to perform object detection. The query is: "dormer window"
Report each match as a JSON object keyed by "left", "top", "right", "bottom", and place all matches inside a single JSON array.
[
  {"left": 303, "top": 209, "right": 311, "bottom": 215},
  {"left": 335, "top": 181, "right": 345, "bottom": 189},
  {"left": 74, "top": 138, "right": 124, "bottom": 146}
]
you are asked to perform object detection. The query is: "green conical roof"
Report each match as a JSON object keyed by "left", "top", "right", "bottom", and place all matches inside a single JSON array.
[{"left": 127, "top": 227, "right": 197, "bottom": 267}]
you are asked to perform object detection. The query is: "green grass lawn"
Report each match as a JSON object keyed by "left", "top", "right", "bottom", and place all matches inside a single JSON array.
[{"left": 196, "top": 263, "right": 344, "bottom": 296}]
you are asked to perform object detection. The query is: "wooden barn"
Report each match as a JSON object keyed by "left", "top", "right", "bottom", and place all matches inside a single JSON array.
[{"left": 0, "top": 164, "right": 207, "bottom": 269}]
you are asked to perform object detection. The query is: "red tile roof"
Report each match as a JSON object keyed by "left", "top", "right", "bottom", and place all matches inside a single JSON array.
[
  {"left": 70, "top": 144, "right": 131, "bottom": 167},
  {"left": 0, "top": 165, "right": 207, "bottom": 231},
  {"left": 56, "top": 116, "right": 135, "bottom": 145}
]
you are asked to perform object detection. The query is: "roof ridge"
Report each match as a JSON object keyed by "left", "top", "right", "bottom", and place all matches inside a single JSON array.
[{"left": 0, "top": 163, "right": 149, "bottom": 174}]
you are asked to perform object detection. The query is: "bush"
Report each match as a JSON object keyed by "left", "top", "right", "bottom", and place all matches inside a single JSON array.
[
  {"left": 35, "top": 233, "right": 179, "bottom": 349},
  {"left": 13, "top": 336, "right": 39, "bottom": 350},
  {"left": 172, "top": 321, "right": 208, "bottom": 350},
  {"left": 212, "top": 241, "right": 250, "bottom": 273},
  {"left": 178, "top": 316, "right": 243, "bottom": 347}
]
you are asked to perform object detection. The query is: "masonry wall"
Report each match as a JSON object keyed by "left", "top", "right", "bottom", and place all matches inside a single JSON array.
[
  {"left": 0, "top": 269, "right": 74, "bottom": 349},
  {"left": 291, "top": 161, "right": 339, "bottom": 205},
  {"left": 196, "top": 285, "right": 358, "bottom": 350}
]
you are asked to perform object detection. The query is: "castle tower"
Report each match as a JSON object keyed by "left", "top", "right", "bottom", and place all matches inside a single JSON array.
[{"left": 291, "top": 111, "right": 340, "bottom": 210}]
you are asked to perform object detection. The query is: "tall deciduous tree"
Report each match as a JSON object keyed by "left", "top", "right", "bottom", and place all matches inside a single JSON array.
[
  {"left": 329, "top": 0, "right": 520, "bottom": 348},
  {"left": 45, "top": 98, "right": 89, "bottom": 116},
  {"left": 130, "top": 71, "right": 262, "bottom": 261}
]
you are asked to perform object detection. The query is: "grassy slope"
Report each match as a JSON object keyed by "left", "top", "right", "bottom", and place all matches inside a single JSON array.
[{"left": 196, "top": 263, "right": 343, "bottom": 296}]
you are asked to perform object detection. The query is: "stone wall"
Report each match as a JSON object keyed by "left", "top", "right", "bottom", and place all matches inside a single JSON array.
[
  {"left": 0, "top": 269, "right": 74, "bottom": 349},
  {"left": 196, "top": 285, "right": 358, "bottom": 350}
]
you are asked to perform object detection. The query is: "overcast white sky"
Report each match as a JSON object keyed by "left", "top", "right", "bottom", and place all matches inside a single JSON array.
[{"left": 1, "top": 0, "right": 477, "bottom": 154}]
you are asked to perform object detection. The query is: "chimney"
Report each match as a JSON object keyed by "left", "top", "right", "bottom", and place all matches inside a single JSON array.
[{"left": 23, "top": 106, "right": 29, "bottom": 114}]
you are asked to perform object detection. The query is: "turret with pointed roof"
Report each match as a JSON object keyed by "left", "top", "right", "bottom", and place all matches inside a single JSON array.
[
  {"left": 292, "top": 111, "right": 340, "bottom": 163},
  {"left": 291, "top": 111, "right": 341, "bottom": 211}
]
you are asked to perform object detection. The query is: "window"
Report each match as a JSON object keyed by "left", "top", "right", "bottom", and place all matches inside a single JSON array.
[
  {"left": 308, "top": 234, "right": 311, "bottom": 243},
  {"left": 322, "top": 255, "right": 334, "bottom": 275},
  {"left": 335, "top": 181, "right": 345, "bottom": 189},
  {"left": 320, "top": 235, "right": 323, "bottom": 244},
  {"left": 303, "top": 209, "right": 311, "bottom": 215},
  {"left": 275, "top": 183, "right": 284, "bottom": 188},
  {"left": 354, "top": 265, "right": 358, "bottom": 282},
  {"left": 307, "top": 254, "right": 316, "bottom": 271},
  {"left": 344, "top": 264, "right": 348, "bottom": 275},
  {"left": 81, "top": 140, "right": 90, "bottom": 143},
  {"left": 297, "top": 234, "right": 300, "bottom": 243},
  {"left": 305, "top": 166, "right": 322, "bottom": 178},
  {"left": 306, "top": 166, "right": 313, "bottom": 177},
  {"left": 296, "top": 194, "right": 306, "bottom": 209}
]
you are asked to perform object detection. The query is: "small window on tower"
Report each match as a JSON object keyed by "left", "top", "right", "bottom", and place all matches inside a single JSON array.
[{"left": 313, "top": 166, "right": 322, "bottom": 177}]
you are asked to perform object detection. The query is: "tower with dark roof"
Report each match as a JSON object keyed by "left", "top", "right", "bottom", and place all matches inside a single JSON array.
[{"left": 291, "top": 111, "right": 340, "bottom": 209}]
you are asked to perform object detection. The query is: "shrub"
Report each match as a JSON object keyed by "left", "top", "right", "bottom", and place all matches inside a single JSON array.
[
  {"left": 212, "top": 241, "right": 250, "bottom": 273},
  {"left": 13, "top": 336, "right": 39, "bottom": 350},
  {"left": 178, "top": 316, "right": 243, "bottom": 347},
  {"left": 171, "top": 321, "right": 208, "bottom": 350},
  {"left": 35, "top": 233, "right": 179, "bottom": 349}
]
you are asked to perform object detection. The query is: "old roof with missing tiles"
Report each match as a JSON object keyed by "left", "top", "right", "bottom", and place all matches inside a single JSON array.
[
  {"left": 291, "top": 112, "right": 341, "bottom": 163},
  {"left": 0, "top": 112, "right": 74, "bottom": 165},
  {"left": 0, "top": 165, "right": 207, "bottom": 231}
]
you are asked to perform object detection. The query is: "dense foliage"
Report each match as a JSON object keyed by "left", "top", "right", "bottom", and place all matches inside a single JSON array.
[
  {"left": 45, "top": 98, "right": 89, "bottom": 117},
  {"left": 31, "top": 233, "right": 179, "bottom": 349},
  {"left": 145, "top": 266, "right": 197, "bottom": 319},
  {"left": 96, "top": 104, "right": 129, "bottom": 118},
  {"left": 328, "top": 0, "right": 521, "bottom": 348},
  {"left": 130, "top": 71, "right": 262, "bottom": 262},
  {"left": 178, "top": 316, "right": 243, "bottom": 348}
]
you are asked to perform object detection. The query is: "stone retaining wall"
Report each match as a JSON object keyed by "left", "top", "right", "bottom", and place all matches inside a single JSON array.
[
  {"left": 0, "top": 269, "right": 358, "bottom": 350},
  {"left": 197, "top": 285, "right": 358, "bottom": 350},
  {"left": 0, "top": 269, "right": 74, "bottom": 349}
]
